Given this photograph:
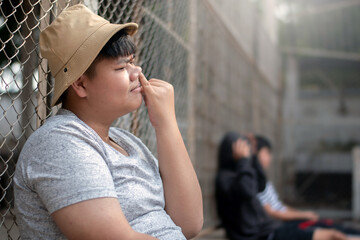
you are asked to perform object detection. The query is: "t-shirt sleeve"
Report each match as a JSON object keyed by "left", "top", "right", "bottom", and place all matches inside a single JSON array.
[{"left": 25, "top": 128, "right": 117, "bottom": 214}]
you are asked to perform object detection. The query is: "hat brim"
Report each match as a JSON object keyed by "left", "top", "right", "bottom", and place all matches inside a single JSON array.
[{"left": 51, "top": 22, "right": 138, "bottom": 107}]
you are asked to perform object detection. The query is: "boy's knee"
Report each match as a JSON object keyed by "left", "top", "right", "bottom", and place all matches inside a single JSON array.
[
  {"left": 313, "top": 229, "right": 347, "bottom": 240},
  {"left": 331, "top": 230, "right": 347, "bottom": 240}
]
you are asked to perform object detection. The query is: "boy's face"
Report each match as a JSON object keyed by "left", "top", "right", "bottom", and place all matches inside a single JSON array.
[
  {"left": 83, "top": 54, "right": 143, "bottom": 116},
  {"left": 258, "top": 147, "right": 272, "bottom": 170}
]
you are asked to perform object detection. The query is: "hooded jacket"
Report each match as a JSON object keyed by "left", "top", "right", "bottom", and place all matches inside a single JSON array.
[{"left": 215, "top": 132, "right": 280, "bottom": 240}]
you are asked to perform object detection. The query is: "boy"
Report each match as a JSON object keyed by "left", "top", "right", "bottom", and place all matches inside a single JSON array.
[
  {"left": 255, "top": 135, "right": 319, "bottom": 221},
  {"left": 14, "top": 4, "right": 203, "bottom": 239}
]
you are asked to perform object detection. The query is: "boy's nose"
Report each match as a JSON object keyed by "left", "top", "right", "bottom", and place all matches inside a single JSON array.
[{"left": 130, "top": 66, "right": 142, "bottom": 81}]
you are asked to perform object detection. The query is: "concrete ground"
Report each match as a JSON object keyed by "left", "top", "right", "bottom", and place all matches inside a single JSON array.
[
  {"left": 1, "top": 209, "right": 359, "bottom": 240},
  {"left": 192, "top": 209, "right": 360, "bottom": 240},
  {"left": 193, "top": 228, "right": 227, "bottom": 240}
]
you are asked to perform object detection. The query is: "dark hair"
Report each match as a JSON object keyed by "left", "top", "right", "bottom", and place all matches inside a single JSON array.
[
  {"left": 60, "top": 30, "right": 136, "bottom": 104},
  {"left": 84, "top": 29, "right": 137, "bottom": 78},
  {"left": 255, "top": 135, "right": 272, "bottom": 152},
  {"left": 217, "top": 132, "right": 242, "bottom": 170}
]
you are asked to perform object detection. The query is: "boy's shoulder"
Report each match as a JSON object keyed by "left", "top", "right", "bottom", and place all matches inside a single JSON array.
[{"left": 22, "top": 109, "right": 101, "bottom": 155}]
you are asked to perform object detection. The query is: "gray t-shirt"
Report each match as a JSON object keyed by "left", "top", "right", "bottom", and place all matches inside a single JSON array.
[{"left": 14, "top": 109, "right": 185, "bottom": 240}]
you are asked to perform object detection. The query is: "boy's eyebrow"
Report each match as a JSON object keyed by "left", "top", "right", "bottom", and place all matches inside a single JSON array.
[{"left": 117, "top": 55, "right": 135, "bottom": 64}]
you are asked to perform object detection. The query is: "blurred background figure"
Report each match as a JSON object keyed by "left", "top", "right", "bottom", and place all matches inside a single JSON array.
[
  {"left": 256, "top": 135, "right": 320, "bottom": 222},
  {"left": 215, "top": 132, "right": 360, "bottom": 240}
]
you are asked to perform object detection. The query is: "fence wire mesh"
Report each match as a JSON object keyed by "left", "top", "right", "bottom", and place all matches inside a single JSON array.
[{"left": 0, "top": 0, "right": 190, "bottom": 238}]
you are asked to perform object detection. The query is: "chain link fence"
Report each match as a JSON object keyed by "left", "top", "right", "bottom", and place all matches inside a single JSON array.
[
  {"left": 0, "top": 0, "right": 191, "bottom": 238},
  {"left": 0, "top": 0, "right": 281, "bottom": 238}
]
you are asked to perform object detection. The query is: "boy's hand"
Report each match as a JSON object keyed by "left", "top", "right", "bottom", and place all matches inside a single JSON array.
[
  {"left": 303, "top": 211, "right": 319, "bottom": 221},
  {"left": 246, "top": 133, "right": 257, "bottom": 155},
  {"left": 232, "top": 139, "right": 251, "bottom": 160},
  {"left": 139, "top": 73, "right": 176, "bottom": 129}
]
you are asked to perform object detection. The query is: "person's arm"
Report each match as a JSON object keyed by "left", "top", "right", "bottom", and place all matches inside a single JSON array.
[
  {"left": 217, "top": 139, "right": 257, "bottom": 200},
  {"left": 139, "top": 73, "right": 203, "bottom": 239},
  {"left": 286, "top": 206, "right": 319, "bottom": 220},
  {"left": 246, "top": 133, "right": 267, "bottom": 192},
  {"left": 216, "top": 160, "right": 257, "bottom": 202},
  {"left": 230, "top": 158, "right": 259, "bottom": 199},
  {"left": 52, "top": 198, "right": 158, "bottom": 240},
  {"left": 263, "top": 204, "right": 319, "bottom": 221},
  {"left": 228, "top": 139, "right": 259, "bottom": 200}
]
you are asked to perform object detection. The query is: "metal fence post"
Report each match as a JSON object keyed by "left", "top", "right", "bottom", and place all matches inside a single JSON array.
[
  {"left": 187, "top": 0, "right": 197, "bottom": 164},
  {"left": 37, "top": 0, "right": 52, "bottom": 128}
]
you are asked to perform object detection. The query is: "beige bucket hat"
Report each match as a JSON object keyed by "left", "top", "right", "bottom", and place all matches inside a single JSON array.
[{"left": 39, "top": 4, "right": 138, "bottom": 106}]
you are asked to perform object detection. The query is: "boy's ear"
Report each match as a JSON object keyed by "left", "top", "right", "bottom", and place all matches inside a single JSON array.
[{"left": 70, "top": 75, "right": 88, "bottom": 98}]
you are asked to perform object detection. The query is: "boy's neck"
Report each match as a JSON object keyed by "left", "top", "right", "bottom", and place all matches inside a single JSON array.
[{"left": 63, "top": 105, "right": 114, "bottom": 143}]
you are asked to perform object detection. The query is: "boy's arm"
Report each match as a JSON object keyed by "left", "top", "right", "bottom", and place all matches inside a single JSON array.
[
  {"left": 231, "top": 158, "right": 259, "bottom": 199},
  {"left": 139, "top": 74, "right": 203, "bottom": 239},
  {"left": 52, "top": 198, "right": 158, "bottom": 239},
  {"left": 229, "top": 139, "right": 258, "bottom": 200},
  {"left": 263, "top": 204, "right": 319, "bottom": 221}
]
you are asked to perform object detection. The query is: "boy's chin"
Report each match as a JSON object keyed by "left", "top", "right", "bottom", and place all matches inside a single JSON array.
[{"left": 130, "top": 99, "right": 144, "bottom": 111}]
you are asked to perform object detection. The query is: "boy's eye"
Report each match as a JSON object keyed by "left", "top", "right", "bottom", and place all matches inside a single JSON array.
[{"left": 116, "top": 67, "right": 125, "bottom": 71}]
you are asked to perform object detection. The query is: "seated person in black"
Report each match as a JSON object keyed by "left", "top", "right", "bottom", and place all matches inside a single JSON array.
[{"left": 215, "top": 132, "right": 360, "bottom": 240}]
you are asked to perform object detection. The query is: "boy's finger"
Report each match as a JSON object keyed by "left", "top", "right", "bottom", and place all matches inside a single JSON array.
[{"left": 139, "top": 73, "right": 150, "bottom": 87}]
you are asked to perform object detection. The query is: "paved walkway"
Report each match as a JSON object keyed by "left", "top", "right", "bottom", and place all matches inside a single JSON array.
[
  {"left": 2, "top": 208, "right": 359, "bottom": 240},
  {"left": 193, "top": 228, "right": 227, "bottom": 240}
]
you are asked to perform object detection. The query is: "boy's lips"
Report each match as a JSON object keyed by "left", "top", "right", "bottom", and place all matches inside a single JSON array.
[{"left": 130, "top": 82, "right": 141, "bottom": 92}]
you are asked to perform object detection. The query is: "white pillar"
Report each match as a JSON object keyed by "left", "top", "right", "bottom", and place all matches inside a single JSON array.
[
  {"left": 187, "top": 0, "right": 197, "bottom": 164},
  {"left": 283, "top": 55, "right": 299, "bottom": 159},
  {"left": 352, "top": 146, "right": 360, "bottom": 220}
]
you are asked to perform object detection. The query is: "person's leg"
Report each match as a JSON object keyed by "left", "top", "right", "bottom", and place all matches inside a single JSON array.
[
  {"left": 273, "top": 222, "right": 313, "bottom": 240},
  {"left": 273, "top": 223, "right": 360, "bottom": 240},
  {"left": 313, "top": 229, "right": 347, "bottom": 240},
  {"left": 309, "top": 220, "right": 360, "bottom": 236},
  {"left": 333, "top": 225, "right": 360, "bottom": 236},
  {"left": 312, "top": 228, "right": 360, "bottom": 240}
]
